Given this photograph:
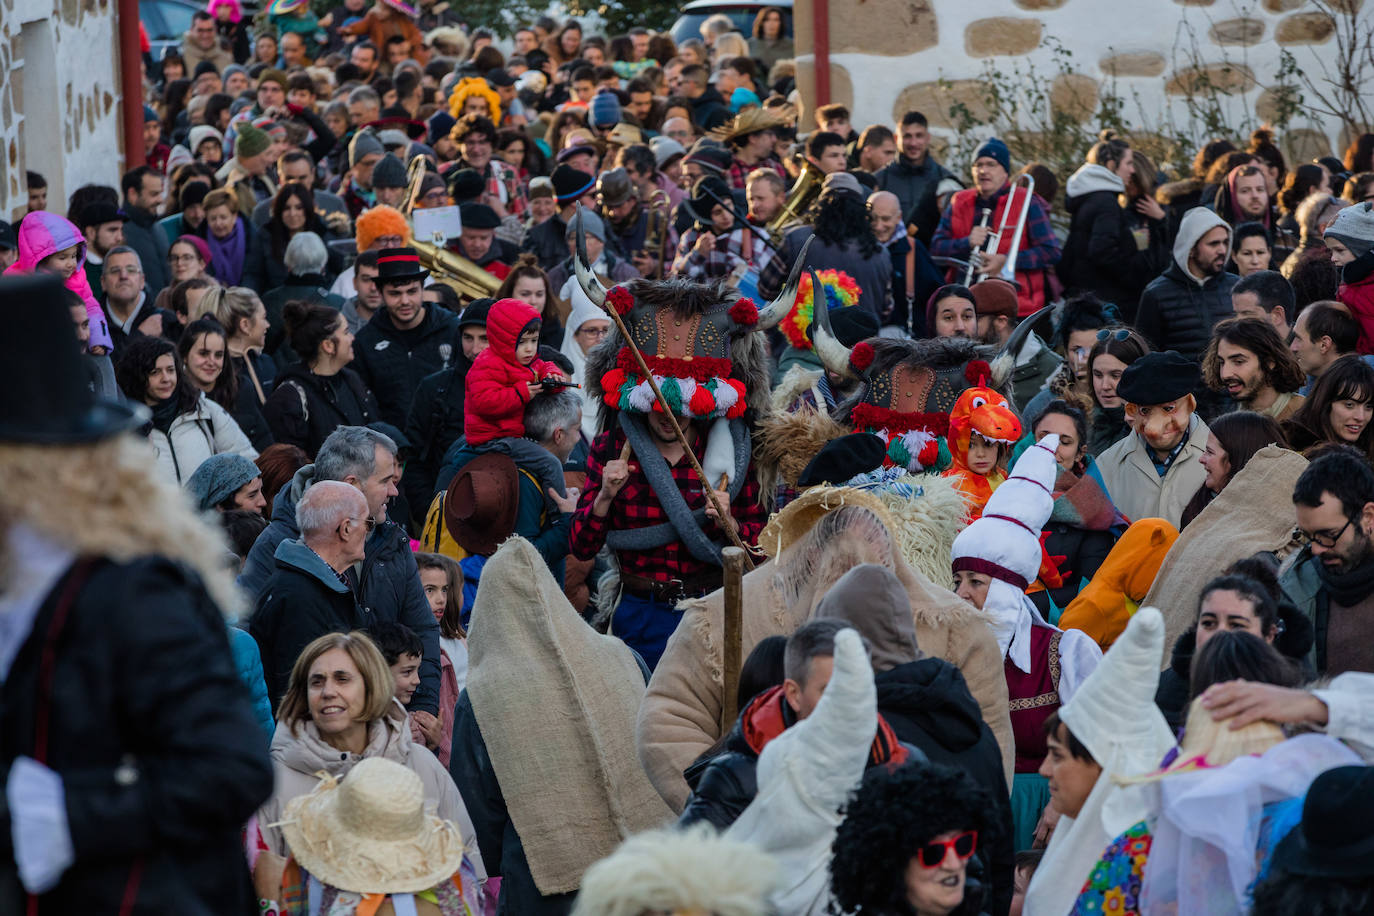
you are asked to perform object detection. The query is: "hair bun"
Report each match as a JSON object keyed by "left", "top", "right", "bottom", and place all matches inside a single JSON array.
[{"left": 281, "top": 298, "right": 311, "bottom": 333}]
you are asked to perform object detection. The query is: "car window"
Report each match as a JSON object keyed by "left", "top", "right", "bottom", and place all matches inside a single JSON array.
[{"left": 143, "top": 0, "right": 197, "bottom": 40}]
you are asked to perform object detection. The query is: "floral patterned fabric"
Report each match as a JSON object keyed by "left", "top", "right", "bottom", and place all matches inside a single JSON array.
[{"left": 1071, "top": 819, "right": 1153, "bottom": 916}]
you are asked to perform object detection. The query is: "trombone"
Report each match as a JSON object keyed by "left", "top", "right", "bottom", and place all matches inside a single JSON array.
[
  {"left": 965, "top": 173, "right": 1035, "bottom": 286},
  {"left": 401, "top": 156, "right": 501, "bottom": 302}
]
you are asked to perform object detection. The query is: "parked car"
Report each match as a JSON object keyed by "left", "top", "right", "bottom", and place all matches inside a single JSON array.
[
  {"left": 669, "top": 0, "right": 793, "bottom": 47},
  {"left": 141, "top": 0, "right": 204, "bottom": 65}
]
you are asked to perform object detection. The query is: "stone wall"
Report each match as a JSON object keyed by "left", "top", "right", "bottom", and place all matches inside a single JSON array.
[
  {"left": 0, "top": 0, "right": 124, "bottom": 219},
  {"left": 793, "top": 0, "right": 1365, "bottom": 171}
]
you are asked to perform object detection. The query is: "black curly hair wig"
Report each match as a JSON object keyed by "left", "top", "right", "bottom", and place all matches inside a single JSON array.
[{"left": 829, "top": 761, "right": 998, "bottom": 916}]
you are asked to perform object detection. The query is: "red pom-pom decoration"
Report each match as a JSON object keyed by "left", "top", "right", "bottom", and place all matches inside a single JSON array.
[
  {"left": 965, "top": 360, "right": 991, "bottom": 385},
  {"left": 850, "top": 341, "right": 875, "bottom": 372},
  {"left": 689, "top": 385, "right": 716, "bottom": 416},
  {"left": 729, "top": 297, "right": 759, "bottom": 326},
  {"left": 601, "top": 368, "right": 627, "bottom": 392},
  {"left": 606, "top": 286, "right": 635, "bottom": 315},
  {"left": 917, "top": 438, "right": 940, "bottom": 467},
  {"left": 725, "top": 379, "right": 749, "bottom": 418}
]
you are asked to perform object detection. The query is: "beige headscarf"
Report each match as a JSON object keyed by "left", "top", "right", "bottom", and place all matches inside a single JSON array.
[
  {"left": 1143, "top": 445, "right": 1307, "bottom": 657},
  {"left": 467, "top": 537, "right": 674, "bottom": 894}
]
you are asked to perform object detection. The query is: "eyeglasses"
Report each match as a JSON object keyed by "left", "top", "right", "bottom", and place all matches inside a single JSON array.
[
  {"left": 106, "top": 267, "right": 143, "bottom": 277},
  {"left": 1096, "top": 328, "right": 1131, "bottom": 342},
  {"left": 1298, "top": 516, "right": 1354, "bottom": 549},
  {"left": 339, "top": 516, "right": 377, "bottom": 536},
  {"left": 169, "top": 254, "right": 201, "bottom": 264},
  {"left": 916, "top": 831, "right": 978, "bottom": 868},
  {"left": 576, "top": 326, "right": 610, "bottom": 339}
]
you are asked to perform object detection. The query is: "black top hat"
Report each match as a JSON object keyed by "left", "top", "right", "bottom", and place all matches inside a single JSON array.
[
  {"left": 374, "top": 247, "right": 430, "bottom": 285},
  {"left": 1269, "top": 765, "right": 1374, "bottom": 878},
  {"left": 0, "top": 275, "right": 144, "bottom": 443}
]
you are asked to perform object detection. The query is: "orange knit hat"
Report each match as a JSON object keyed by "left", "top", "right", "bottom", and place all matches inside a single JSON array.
[{"left": 354, "top": 205, "right": 411, "bottom": 252}]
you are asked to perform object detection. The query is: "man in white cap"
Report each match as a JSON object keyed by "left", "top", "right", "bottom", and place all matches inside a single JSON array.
[{"left": 1024, "top": 606, "right": 1176, "bottom": 916}]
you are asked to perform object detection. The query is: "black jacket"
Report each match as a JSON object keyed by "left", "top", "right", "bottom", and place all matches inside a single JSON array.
[
  {"left": 448, "top": 692, "right": 576, "bottom": 916},
  {"left": 521, "top": 215, "right": 568, "bottom": 273},
  {"left": 689, "top": 87, "right": 731, "bottom": 131},
  {"left": 1031, "top": 520, "right": 1117, "bottom": 615},
  {"left": 0, "top": 557, "right": 272, "bottom": 914},
  {"left": 101, "top": 296, "right": 175, "bottom": 359},
  {"left": 248, "top": 539, "right": 366, "bottom": 708},
  {"left": 351, "top": 304, "right": 462, "bottom": 428},
  {"left": 875, "top": 154, "right": 957, "bottom": 243},
  {"left": 262, "top": 363, "right": 379, "bottom": 458},
  {"left": 229, "top": 350, "right": 277, "bottom": 452},
  {"left": 876, "top": 659, "right": 1015, "bottom": 916},
  {"left": 259, "top": 273, "right": 346, "bottom": 364},
  {"left": 1135, "top": 261, "right": 1239, "bottom": 363},
  {"left": 237, "top": 464, "right": 443, "bottom": 715},
  {"left": 120, "top": 204, "right": 171, "bottom": 301},
  {"left": 1060, "top": 184, "right": 1168, "bottom": 319},
  {"left": 403, "top": 360, "right": 470, "bottom": 523}
]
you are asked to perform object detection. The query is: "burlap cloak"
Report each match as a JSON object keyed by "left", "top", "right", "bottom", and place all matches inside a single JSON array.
[
  {"left": 467, "top": 538, "right": 674, "bottom": 895},
  {"left": 1142, "top": 445, "right": 1308, "bottom": 658}
]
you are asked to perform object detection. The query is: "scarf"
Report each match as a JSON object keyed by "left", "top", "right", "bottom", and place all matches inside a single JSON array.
[
  {"left": 740, "top": 684, "right": 909, "bottom": 769},
  {"left": 149, "top": 394, "right": 181, "bottom": 434},
  {"left": 207, "top": 217, "right": 247, "bottom": 285},
  {"left": 1050, "top": 469, "right": 1126, "bottom": 531},
  {"left": 1316, "top": 550, "right": 1374, "bottom": 607}
]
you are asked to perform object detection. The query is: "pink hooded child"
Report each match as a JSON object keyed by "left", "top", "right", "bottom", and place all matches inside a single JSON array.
[{"left": 3, "top": 211, "right": 113, "bottom": 352}]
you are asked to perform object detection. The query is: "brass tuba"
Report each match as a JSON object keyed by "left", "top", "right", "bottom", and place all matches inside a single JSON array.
[
  {"left": 411, "top": 235, "right": 502, "bottom": 302},
  {"left": 766, "top": 158, "right": 821, "bottom": 248}
]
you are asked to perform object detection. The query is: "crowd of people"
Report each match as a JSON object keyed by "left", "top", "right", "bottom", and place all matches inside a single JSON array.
[{"left": 8, "top": 3, "right": 1374, "bottom": 915}]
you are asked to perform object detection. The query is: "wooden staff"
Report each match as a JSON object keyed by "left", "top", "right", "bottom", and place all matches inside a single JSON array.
[
  {"left": 578, "top": 218, "right": 756, "bottom": 570},
  {"left": 719, "top": 546, "right": 748, "bottom": 733}
]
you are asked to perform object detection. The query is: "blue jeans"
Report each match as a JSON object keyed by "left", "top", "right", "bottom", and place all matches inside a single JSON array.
[{"left": 611, "top": 591, "right": 683, "bottom": 671}]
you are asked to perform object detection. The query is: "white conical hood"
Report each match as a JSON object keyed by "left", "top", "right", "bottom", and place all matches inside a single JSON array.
[
  {"left": 1026, "top": 606, "right": 1176, "bottom": 916},
  {"left": 950, "top": 434, "right": 1059, "bottom": 586}
]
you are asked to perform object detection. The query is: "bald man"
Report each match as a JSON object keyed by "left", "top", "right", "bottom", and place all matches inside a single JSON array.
[
  {"left": 869, "top": 190, "right": 941, "bottom": 337},
  {"left": 249, "top": 480, "right": 371, "bottom": 705},
  {"left": 661, "top": 117, "right": 693, "bottom": 149}
]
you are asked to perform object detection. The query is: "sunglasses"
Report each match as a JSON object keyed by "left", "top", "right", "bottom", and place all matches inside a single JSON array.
[
  {"left": 1096, "top": 328, "right": 1131, "bottom": 342},
  {"left": 916, "top": 830, "right": 977, "bottom": 868}
]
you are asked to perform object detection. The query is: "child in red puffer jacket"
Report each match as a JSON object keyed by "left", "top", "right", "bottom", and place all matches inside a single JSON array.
[{"left": 465, "top": 297, "right": 564, "bottom": 442}]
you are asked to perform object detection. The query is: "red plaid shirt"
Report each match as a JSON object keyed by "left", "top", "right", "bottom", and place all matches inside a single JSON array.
[
  {"left": 570, "top": 427, "right": 766, "bottom": 583},
  {"left": 728, "top": 155, "right": 787, "bottom": 191}
]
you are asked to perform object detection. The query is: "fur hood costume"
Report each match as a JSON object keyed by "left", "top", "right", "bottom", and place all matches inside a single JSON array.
[{"left": 637, "top": 497, "right": 1012, "bottom": 810}]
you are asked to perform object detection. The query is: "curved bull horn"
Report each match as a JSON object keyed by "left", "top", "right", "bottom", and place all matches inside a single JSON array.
[
  {"left": 755, "top": 236, "right": 814, "bottom": 330},
  {"left": 573, "top": 208, "right": 608, "bottom": 309},
  {"left": 809, "top": 268, "right": 855, "bottom": 378}
]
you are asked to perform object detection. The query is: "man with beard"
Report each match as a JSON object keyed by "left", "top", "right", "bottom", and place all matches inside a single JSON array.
[
  {"left": 1202, "top": 316, "right": 1307, "bottom": 421},
  {"left": 1136, "top": 207, "right": 1238, "bottom": 364},
  {"left": 1283, "top": 448, "right": 1374, "bottom": 674},
  {"left": 1096, "top": 350, "right": 1210, "bottom": 529},
  {"left": 596, "top": 167, "right": 657, "bottom": 276}
]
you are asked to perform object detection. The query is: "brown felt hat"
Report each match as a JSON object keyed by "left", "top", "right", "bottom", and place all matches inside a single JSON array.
[{"left": 444, "top": 452, "right": 519, "bottom": 556}]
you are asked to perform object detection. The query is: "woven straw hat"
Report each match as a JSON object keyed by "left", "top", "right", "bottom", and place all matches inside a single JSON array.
[
  {"left": 280, "top": 757, "right": 468, "bottom": 894},
  {"left": 758, "top": 485, "right": 899, "bottom": 558},
  {"left": 708, "top": 106, "right": 785, "bottom": 145}
]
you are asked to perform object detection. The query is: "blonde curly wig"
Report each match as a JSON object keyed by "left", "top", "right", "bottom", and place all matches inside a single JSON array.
[{"left": 0, "top": 436, "right": 243, "bottom": 618}]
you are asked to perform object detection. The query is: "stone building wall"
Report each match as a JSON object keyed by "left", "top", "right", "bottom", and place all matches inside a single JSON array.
[
  {"left": 0, "top": 0, "right": 124, "bottom": 220},
  {"left": 793, "top": 0, "right": 1366, "bottom": 171}
]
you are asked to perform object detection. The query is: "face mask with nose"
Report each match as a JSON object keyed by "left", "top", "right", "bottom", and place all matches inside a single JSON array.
[{"left": 1124, "top": 394, "right": 1195, "bottom": 458}]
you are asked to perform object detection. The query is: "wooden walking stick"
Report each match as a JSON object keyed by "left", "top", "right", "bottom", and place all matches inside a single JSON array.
[{"left": 719, "top": 546, "right": 747, "bottom": 733}]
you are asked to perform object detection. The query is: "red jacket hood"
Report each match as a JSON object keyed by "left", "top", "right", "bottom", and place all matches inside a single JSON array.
[{"left": 486, "top": 297, "right": 542, "bottom": 364}]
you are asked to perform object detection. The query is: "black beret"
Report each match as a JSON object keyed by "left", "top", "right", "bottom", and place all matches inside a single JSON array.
[
  {"left": 827, "top": 306, "right": 880, "bottom": 349},
  {"left": 1116, "top": 350, "right": 1201, "bottom": 406},
  {"left": 459, "top": 202, "right": 500, "bottom": 230},
  {"left": 446, "top": 167, "right": 486, "bottom": 202},
  {"left": 798, "top": 433, "right": 888, "bottom": 487}
]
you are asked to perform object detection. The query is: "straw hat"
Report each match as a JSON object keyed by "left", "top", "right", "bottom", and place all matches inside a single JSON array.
[
  {"left": 1116, "top": 697, "right": 1285, "bottom": 785},
  {"left": 709, "top": 106, "right": 785, "bottom": 145},
  {"left": 758, "top": 485, "right": 899, "bottom": 558},
  {"left": 280, "top": 757, "right": 469, "bottom": 894}
]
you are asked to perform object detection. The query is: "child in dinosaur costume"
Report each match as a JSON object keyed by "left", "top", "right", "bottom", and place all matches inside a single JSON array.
[{"left": 943, "top": 380, "right": 1023, "bottom": 520}]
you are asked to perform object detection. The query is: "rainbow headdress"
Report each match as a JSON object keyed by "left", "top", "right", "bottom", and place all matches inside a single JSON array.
[
  {"left": 780, "top": 269, "right": 861, "bottom": 349},
  {"left": 267, "top": 0, "right": 308, "bottom": 15}
]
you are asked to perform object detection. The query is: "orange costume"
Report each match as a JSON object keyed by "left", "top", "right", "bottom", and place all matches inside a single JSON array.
[
  {"left": 942, "top": 383, "right": 1021, "bottom": 520},
  {"left": 1057, "top": 518, "right": 1179, "bottom": 650}
]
